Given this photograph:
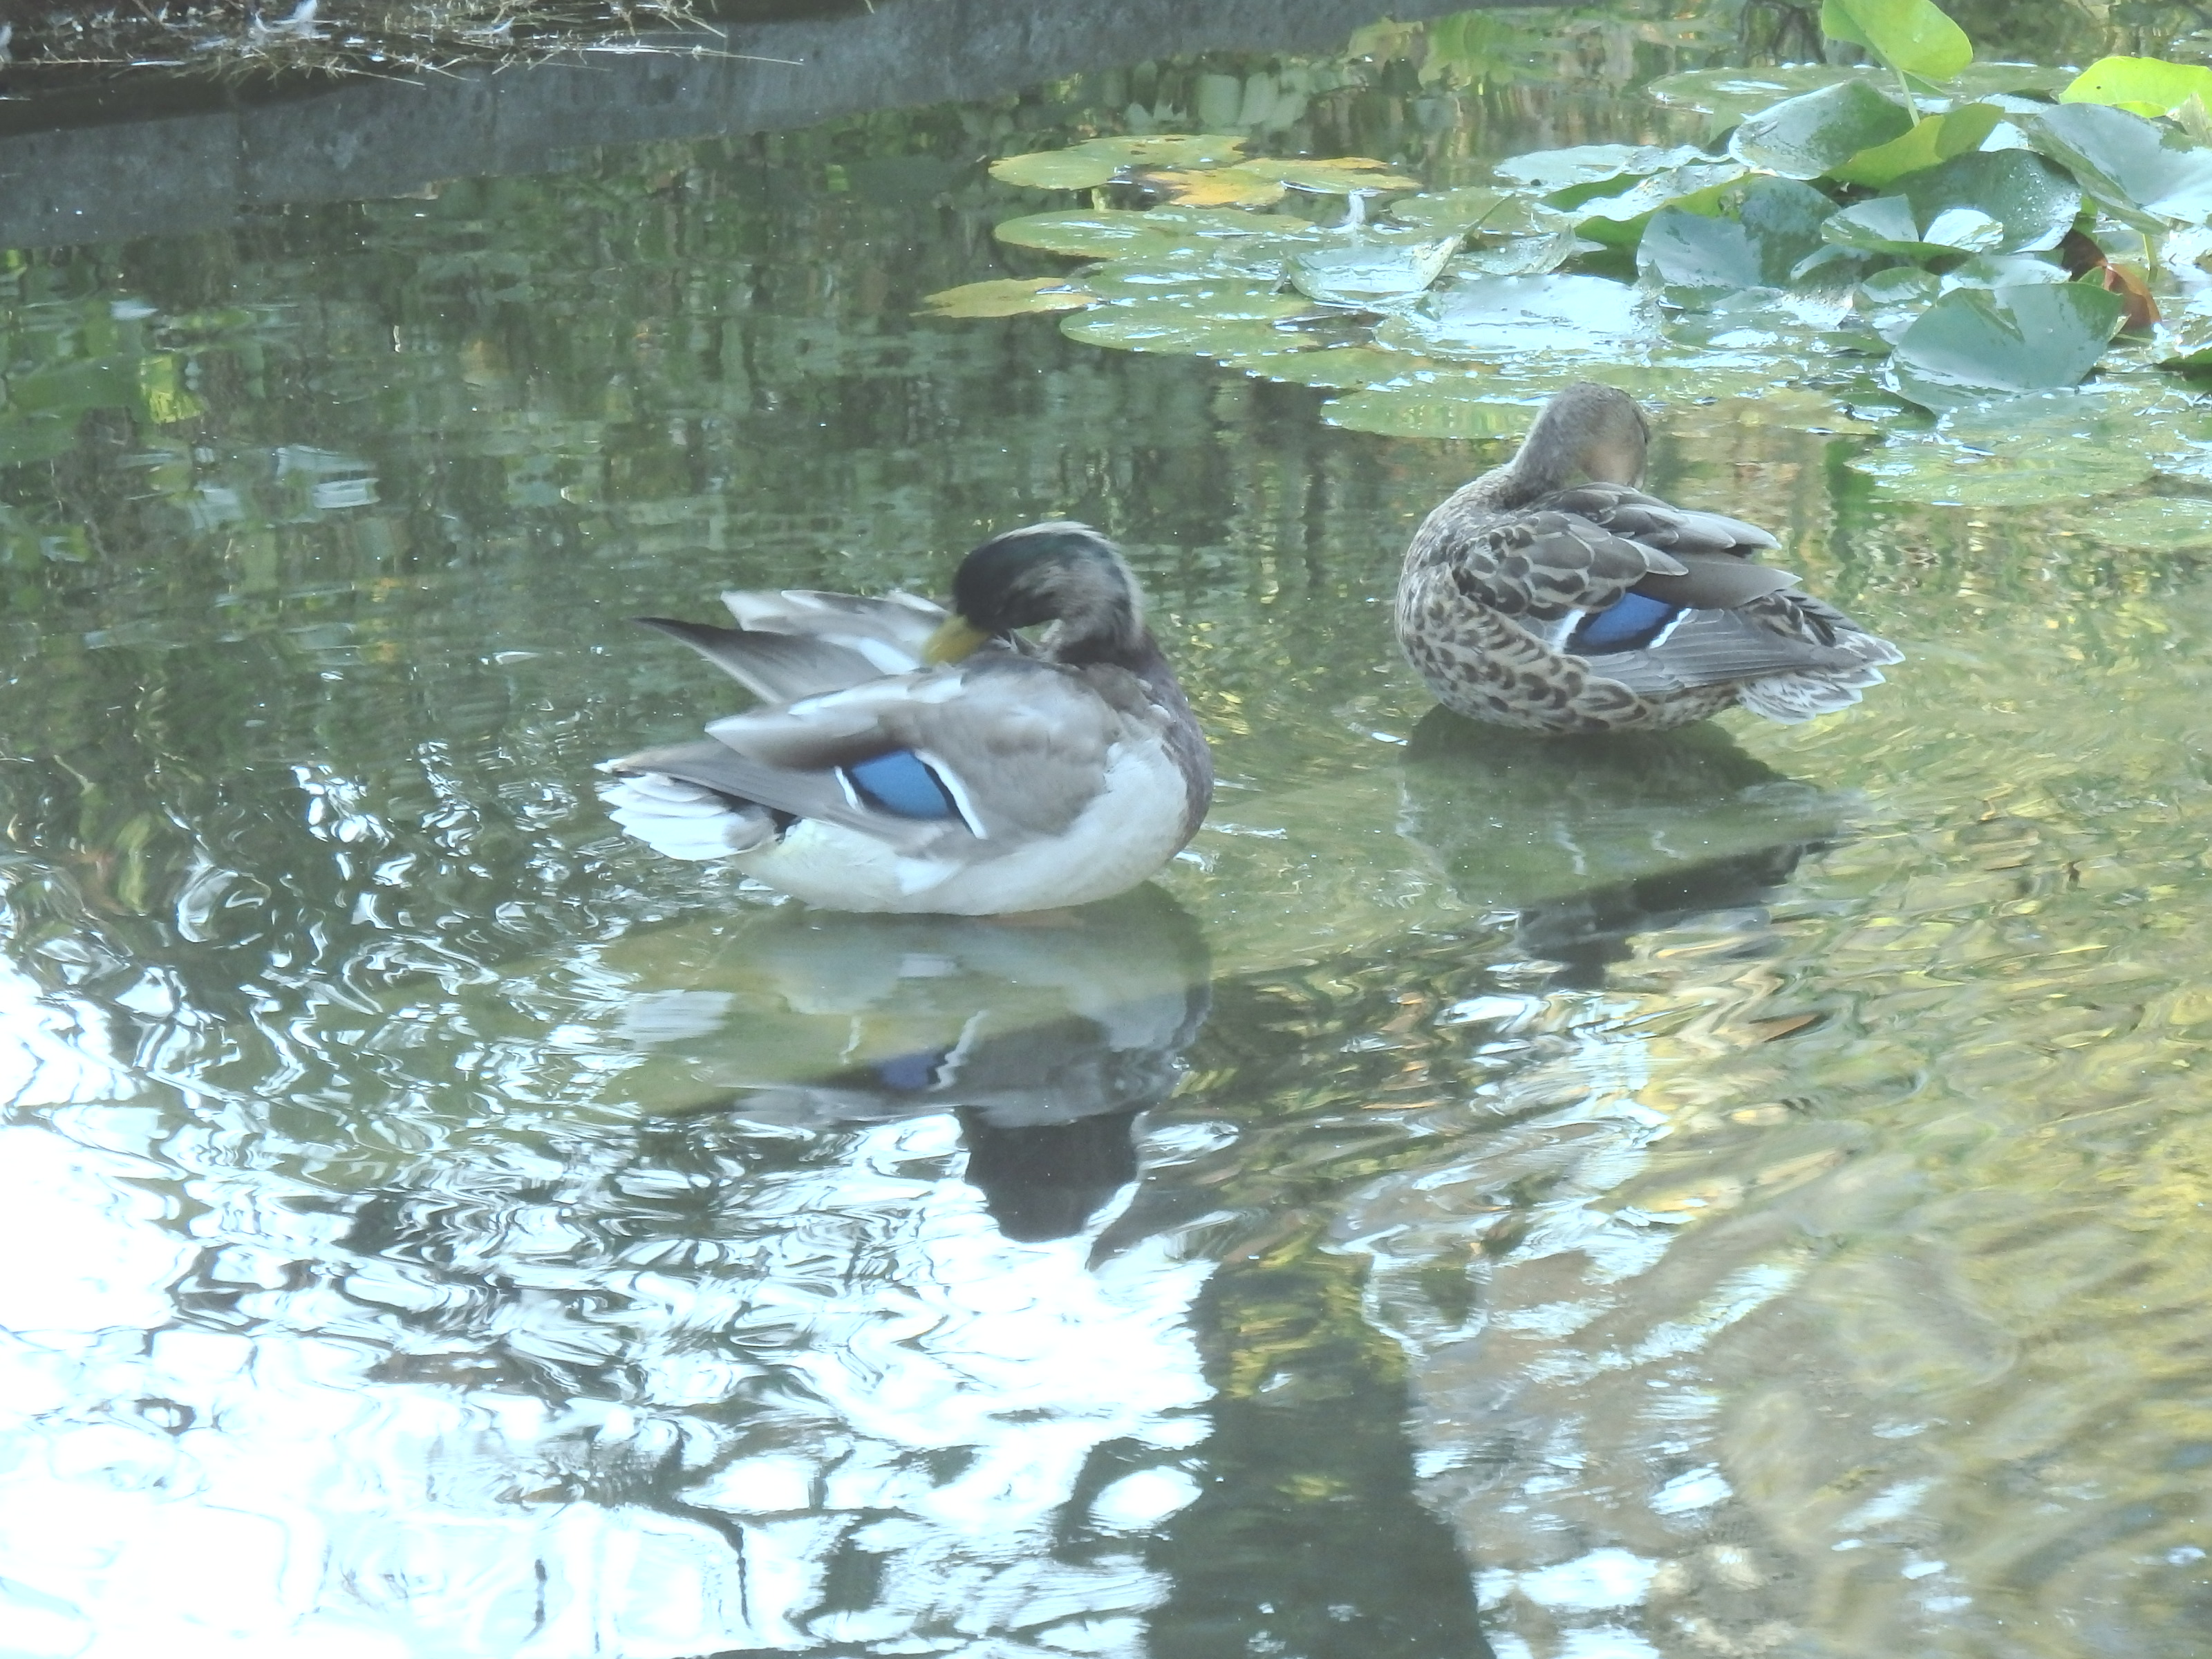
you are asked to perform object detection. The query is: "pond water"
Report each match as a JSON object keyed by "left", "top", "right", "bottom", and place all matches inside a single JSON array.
[{"left": 5, "top": 6, "right": 2212, "bottom": 1657}]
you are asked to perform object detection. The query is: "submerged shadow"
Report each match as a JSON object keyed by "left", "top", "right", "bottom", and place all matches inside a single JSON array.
[{"left": 1399, "top": 709, "right": 1852, "bottom": 986}]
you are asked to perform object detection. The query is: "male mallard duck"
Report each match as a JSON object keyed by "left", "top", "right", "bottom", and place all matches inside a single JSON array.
[
  {"left": 599, "top": 522, "right": 1212, "bottom": 915},
  {"left": 1396, "top": 383, "right": 1902, "bottom": 733}
]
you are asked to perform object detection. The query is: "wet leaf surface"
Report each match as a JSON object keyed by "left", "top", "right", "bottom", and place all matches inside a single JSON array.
[
  {"left": 1889, "top": 282, "right": 2126, "bottom": 406},
  {"left": 917, "top": 278, "right": 1100, "bottom": 318},
  {"left": 1730, "top": 79, "right": 1915, "bottom": 180}
]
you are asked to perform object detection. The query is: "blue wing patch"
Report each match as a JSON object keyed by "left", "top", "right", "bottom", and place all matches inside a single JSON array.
[
  {"left": 1570, "top": 590, "right": 1683, "bottom": 655},
  {"left": 874, "top": 1049, "right": 945, "bottom": 1091},
  {"left": 844, "top": 749, "right": 959, "bottom": 819}
]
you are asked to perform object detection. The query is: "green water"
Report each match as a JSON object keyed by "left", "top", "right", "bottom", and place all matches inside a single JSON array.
[{"left": 2, "top": 7, "right": 2211, "bottom": 1657}]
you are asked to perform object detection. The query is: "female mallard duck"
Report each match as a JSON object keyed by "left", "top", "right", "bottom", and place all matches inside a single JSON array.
[
  {"left": 1396, "top": 383, "right": 1902, "bottom": 733},
  {"left": 599, "top": 522, "right": 1212, "bottom": 915}
]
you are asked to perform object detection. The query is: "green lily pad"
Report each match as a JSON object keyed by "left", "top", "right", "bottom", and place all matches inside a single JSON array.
[
  {"left": 1143, "top": 205, "right": 1326, "bottom": 241},
  {"left": 1820, "top": 0, "right": 1972, "bottom": 83},
  {"left": 1321, "top": 379, "right": 1543, "bottom": 439},
  {"left": 1830, "top": 104, "right": 2004, "bottom": 189},
  {"left": 1731, "top": 78, "right": 1916, "bottom": 180},
  {"left": 1060, "top": 291, "right": 1310, "bottom": 356},
  {"left": 1078, "top": 256, "right": 1258, "bottom": 299},
  {"left": 1640, "top": 176, "right": 1837, "bottom": 292},
  {"left": 1288, "top": 234, "right": 1461, "bottom": 306},
  {"left": 1855, "top": 266, "right": 1943, "bottom": 339},
  {"left": 1889, "top": 282, "right": 2127, "bottom": 408},
  {"left": 1941, "top": 252, "right": 2069, "bottom": 290},
  {"left": 917, "top": 278, "right": 1100, "bottom": 317},
  {"left": 1493, "top": 143, "right": 1710, "bottom": 194},
  {"left": 1902, "top": 150, "right": 2081, "bottom": 252},
  {"left": 1951, "top": 64, "right": 2076, "bottom": 100},
  {"left": 1452, "top": 228, "right": 1595, "bottom": 277},
  {"left": 1386, "top": 187, "right": 1551, "bottom": 236},
  {"left": 2060, "top": 57, "right": 2212, "bottom": 119},
  {"left": 1647, "top": 65, "right": 1877, "bottom": 129},
  {"left": 1566, "top": 161, "right": 1750, "bottom": 247},
  {"left": 994, "top": 210, "right": 1183, "bottom": 259},
  {"left": 1850, "top": 392, "right": 2161, "bottom": 504},
  {"left": 2079, "top": 494, "right": 2212, "bottom": 548},
  {"left": 1823, "top": 194, "right": 2004, "bottom": 259},
  {"left": 1375, "top": 274, "right": 1648, "bottom": 359},
  {"left": 1222, "top": 344, "right": 1423, "bottom": 388},
  {"left": 2024, "top": 103, "right": 2212, "bottom": 229},
  {"left": 990, "top": 134, "right": 1248, "bottom": 190}
]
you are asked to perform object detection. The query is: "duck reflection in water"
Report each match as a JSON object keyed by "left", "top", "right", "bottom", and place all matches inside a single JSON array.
[
  {"left": 1398, "top": 709, "right": 1850, "bottom": 986},
  {"left": 637, "top": 885, "right": 1209, "bottom": 1241}
]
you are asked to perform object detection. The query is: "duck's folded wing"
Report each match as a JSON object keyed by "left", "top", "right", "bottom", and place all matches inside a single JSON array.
[
  {"left": 1434, "top": 509, "right": 1691, "bottom": 619},
  {"left": 1547, "top": 485, "right": 1781, "bottom": 556},
  {"left": 1582, "top": 592, "right": 1902, "bottom": 695},
  {"left": 635, "top": 617, "right": 888, "bottom": 702},
  {"left": 709, "top": 661, "right": 1124, "bottom": 841},
  {"left": 720, "top": 588, "right": 953, "bottom": 674}
]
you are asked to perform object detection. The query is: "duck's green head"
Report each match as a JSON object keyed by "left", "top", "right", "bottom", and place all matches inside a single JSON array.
[
  {"left": 928, "top": 522, "right": 1145, "bottom": 665},
  {"left": 1513, "top": 382, "right": 1651, "bottom": 491}
]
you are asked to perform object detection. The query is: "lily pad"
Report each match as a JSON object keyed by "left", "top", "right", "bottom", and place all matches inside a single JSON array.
[
  {"left": 1453, "top": 228, "right": 1595, "bottom": 277},
  {"left": 1850, "top": 394, "right": 2159, "bottom": 504},
  {"left": 1387, "top": 186, "right": 1551, "bottom": 236},
  {"left": 1288, "top": 234, "right": 1461, "bottom": 306},
  {"left": 1819, "top": 0, "right": 1973, "bottom": 84},
  {"left": 1566, "top": 160, "right": 1750, "bottom": 247},
  {"left": 1647, "top": 65, "right": 1876, "bottom": 129},
  {"left": 994, "top": 210, "right": 1183, "bottom": 259},
  {"left": 1222, "top": 344, "right": 1423, "bottom": 388},
  {"left": 1899, "top": 150, "right": 2080, "bottom": 252},
  {"left": 1731, "top": 79, "right": 1915, "bottom": 180},
  {"left": 2024, "top": 103, "right": 2212, "bottom": 228},
  {"left": 917, "top": 278, "right": 1100, "bottom": 318},
  {"left": 1855, "top": 266, "right": 1943, "bottom": 341},
  {"left": 1143, "top": 165, "right": 1291, "bottom": 207},
  {"left": 1060, "top": 292, "right": 1310, "bottom": 356},
  {"left": 1830, "top": 104, "right": 2004, "bottom": 189},
  {"left": 1640, "top": 176, "right": 1837, "bottom": 293},
  {"left": 1823, "top": 195, "right": 2003, "bottom": 259},
  {"left": 1374, "top": 274, "right": 1648, "bottom": 359},
  {"left": 2060, "top": 57, "right": 2212, "bottom": 119},
  {"left": 2079, "top": 494, "right": 2212, "bottom": 549},
  {"left": 1321, "top": 379, "right": 1544, "bottom": 439},
  {"left": 990, "top": 134, "right": 1248, "bottom": 190},
  {"left": 1493, "top": 143, "right": 1710, "bottom": 194},
  {"left": 1244, "top": 157, "right": 1421, "bottom": 195},
  {"left": 1940, "top": 252, "right": 2068, "bottom": 291},
  {"left": 1889, "top": 282, "right": 2126, "bottom": 407}
]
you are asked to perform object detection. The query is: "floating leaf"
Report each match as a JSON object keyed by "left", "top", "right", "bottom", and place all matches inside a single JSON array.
[
  {"left": 1241, "top": 156, "right": 1421, "bottom": 194},
  {"left": 2080, "top": 494, "right": 2212, "bottom": 549},
  {"left": 990, "top": 134, "right": 1248, "bottom": 190},
  {"left": 1453, "top": 228, "right": 1595, "bottom": 276},
  {"left": 1819, "top": 0, "right": 1972, "bottom": 82},
  {"left": 1940, "top": 252, "right": 2069, "bottom": 291},
  {"left": 1731, "top": 79, "right": 1915, "bottom": 180},
  {"left": 1143, "top": 165, "right": 1288, "bottom": 207},
  {"left": 1386, "top": 186, "right": 1551, "bottom": 236},
  {"left": 1060, "top": 290, "right": 1311, "bottom": 356},
  {"left": 1566, "top": 160, "right": 1750, "bottom": 247},
  {"left": 1830, "top": 104, "right": 2003, "bottom": 188},
  {"left": 1851, "top": 394, "right": 2161, "bottom": 504},
  {"left": 917, "top": 278, "right": 1100, "bottom": 318},
  {"left": 994, "top": 211, "right": 1182, "bottom": 259},
  {"left": 1647, "top": 65, "right": 1877, "bottom": 128},
  {"left": 2024, "top": 103, "right": 2212, "bottom": 228},
  {"left": 1855, "top": 266, "right": 1943, "bottom": 340},
  {"left": 1823, "top": 194, "right": 2002, "bottom": 259},
  {"left": 1641, "top": 177, "right": 1837, "bottom": 292},
  {"left": 1493, "top": 143, "right": 1711, "bottom": 193},
  {"left": 1221, "top": 344, "right": 1421, "bottom": 388},
  {"left": 2060, "top": 57, "right": 2212, "bottom": 119},
  {"left": 1821, "top": 152, "right": 2079, "bottom": 260},
  {"left": 1375, "top": 275, "right": 1648, "bottom": 359},
  {"left": 1288, "top": 234, "right": 1461, "bottom": 306},
  {"left": 1321, "top": 379, "right": 1544, "bottom": 439},
  {"left": 1143, "top": 205, "right": 1323, "bottom": 241},
  {"left": 1889, "top": 283, "right": 2126, "bottom": 408}
]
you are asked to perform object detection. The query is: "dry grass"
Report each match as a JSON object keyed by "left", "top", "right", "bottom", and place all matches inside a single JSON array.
[{"left": 0, "top": 0, "right": 749, "bottom": 89}]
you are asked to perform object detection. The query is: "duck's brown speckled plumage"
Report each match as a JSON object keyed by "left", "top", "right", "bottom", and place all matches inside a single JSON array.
[{"left": 1396, "top": 384, "right": 1901, "bottom": 734}]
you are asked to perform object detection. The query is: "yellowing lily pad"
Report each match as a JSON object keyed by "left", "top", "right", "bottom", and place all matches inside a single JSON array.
[
  {"left": 917, "top": 278, "right": 1100, "bottom": 318},
  {"left": 1142, "top": 165, "right": 1290, "bottom": 207},
  {"left": 1242, "top": 156, "right": 1421, "bottom": 194},
  {"left": 990, "top": 134, "right": 1248, "bottom": 190}
]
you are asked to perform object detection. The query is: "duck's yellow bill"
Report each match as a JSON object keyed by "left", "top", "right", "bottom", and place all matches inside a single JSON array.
[{"left": 924, "top": 617, "right": 991, "bottom": 664}]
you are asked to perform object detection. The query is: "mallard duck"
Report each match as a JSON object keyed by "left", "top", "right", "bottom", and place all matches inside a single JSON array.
[
  {"left": 1395, "top": 383, "right": 1902, "bottom": 733},
  {"left": 599, "top": 522, "right": 1213, "bottom": 915}
]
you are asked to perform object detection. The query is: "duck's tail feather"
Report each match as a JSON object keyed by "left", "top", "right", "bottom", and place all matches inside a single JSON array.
[
  {"left": 634, "top": 617, "right": 885, "bottom": 702},
  {"left": 599, "top": 771, "right": 778, "bottom": 861}
]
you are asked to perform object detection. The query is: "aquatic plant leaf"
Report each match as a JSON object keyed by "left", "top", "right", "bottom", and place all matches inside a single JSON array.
[
  {"left": 1855, "top": 265, "right": 1943, "bottom": 340},
  {"left": 1143, "top": 205, "right": 1324, "bottom": 241},
  {"left": 1895, "top": 150, "right": 2081, "bottom": 252},
  {"left": 1219, "top": 344, "right": 1416, "bottom": 387},
  {"left": 1241, "top": 157, "right": 1421, "bottom": 194},
  {"left": 1820, "top": 0, "right": 1971, "bottom": 82},
  {"left": 993, "top": 211, "right": 1182, "bottom": 259},
  {"left": 990, "top": 135, "right": 1248, "bottom": 189},
  {"left": 1143, "top": 165, "right": 1290, "bottom": 207},
  {"left": 1288, "top": 234, "right": 1461, "bottom": 305},
  {"left": 1453, "top": 229, "right": 1595, "bottom": 276},
  {"left": 1060, "top": 290, "right": 1310, "bottom": 356},
  {"left": 1730, "top": 79, "right": 1915, "bottom": 180},
  {"left": 1374, "top": 275, "right": 1648, "bottom": 359},
  {"left": 1851, "top": 393, "right": 2164, "bottom": 503},
  {"left": 1386, "top": 186, "right": 1550, "bottom": 236},
  {"left": 1889, "top": 283, "right": 2126, "bottom": 408},
  {"left": 1567, "top": 161, "right": 1750, "bottom": 247},
  {"left": 1647, "top": 65, "right": 1876, "bottom": 128},
  {"left": 2080, "top": 494, "right": 2212, "bottom": 548},
  {"left": 1941, "top": 252, "right": 2068, "bottom": 290},
  {"left": 1823, "top": 195, "right": 2001, "bottom": 257},
  {"left": 2061, "top": 57, "right": 2212, "bottom": 119},
  {"left": 917, "top": 278, "right": 1099, "bottom": 318},
  {"left": 2023, "top": 103, "right": 2212, "bottom": 227},
  {"left": 1641, "top": 177, "right": 1837, "bottom": 292},
  {"left": 1830, "top": 104, "right": 2003, "bottom": 187},
  {"left": 1320, "top": 380, "right": 1545, "bottom": 439},
  {"left": 1493, "top": 144, "right": 1709, "bottom": 193}
]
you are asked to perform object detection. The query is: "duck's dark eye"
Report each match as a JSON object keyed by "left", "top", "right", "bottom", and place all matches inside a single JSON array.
[{"left": 844, "top": 750, "right": 959, "bottom": 819}]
